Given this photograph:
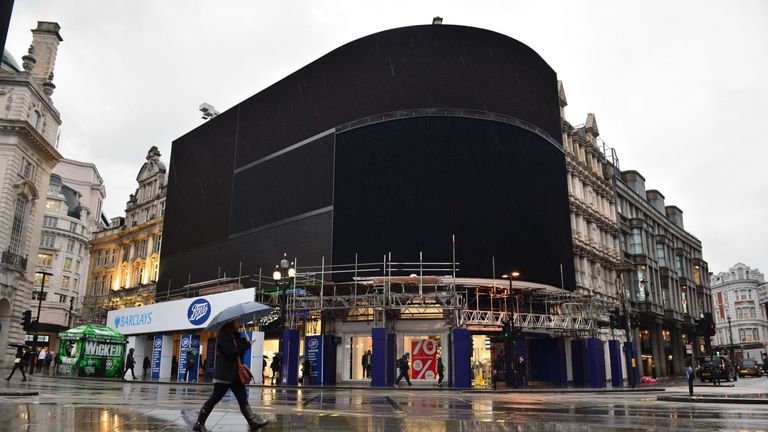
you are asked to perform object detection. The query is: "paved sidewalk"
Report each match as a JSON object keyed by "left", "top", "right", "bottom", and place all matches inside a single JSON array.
[
  {"left": 658, "top": 393, "right": 768, "bottom": 404},
  {"left": 34, "top": 373, "right": 668, "bottom": 393}
]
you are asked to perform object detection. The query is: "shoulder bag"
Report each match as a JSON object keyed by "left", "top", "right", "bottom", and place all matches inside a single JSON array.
[{"left": 235, "top": 339, "right": 253, "bottom": 385}]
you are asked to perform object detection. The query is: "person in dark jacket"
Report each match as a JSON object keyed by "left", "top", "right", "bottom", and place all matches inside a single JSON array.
[
  {"left": 122, "top": 348, "right": 137, "bottom": 380},
  {"left": 193, "top": 318, "right": 268, "bottom": 431},
  {"left": 5, "top": 347, "right": 29, "bottom": 382},
  {"left": 142, "top": 356, "right": 151, "bottom": 379},
  {"left": 394, "top": 353, "right": 412, "bottom": 386},
  {"left": 517, "top": 356, "right": 527, "bottom": 388},
  {"left": 762, "top": 353, "right": 768, "bottom": 379},
  {"left": 437, "top": 356, "right": 445, "bottom": 386}
]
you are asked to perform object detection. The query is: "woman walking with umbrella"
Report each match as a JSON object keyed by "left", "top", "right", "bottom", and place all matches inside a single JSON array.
[{"left": 192, "top": 317, "right": 268, "bottom": 431}]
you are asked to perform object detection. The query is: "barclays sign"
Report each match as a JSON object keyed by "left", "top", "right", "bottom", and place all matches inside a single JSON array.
[
  {"left": 187, "top": 299, "right": 211, "bottom": 326},
  {"left": 106, "top": 288, "right": 255, "bottom": 335}
]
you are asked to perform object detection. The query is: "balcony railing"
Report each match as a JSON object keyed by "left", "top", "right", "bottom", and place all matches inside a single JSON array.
[{"left": 1, "top": 248, "right": 28, "bottom": 271}]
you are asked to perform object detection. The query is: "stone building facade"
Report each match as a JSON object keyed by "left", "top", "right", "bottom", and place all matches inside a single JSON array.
[
  {"left": 614, "top": 168, "right": 712, "bottom": 378},
  {"left": 710, "top": 263, "right": 768, "bottom": 360},
  {"left": 0, "top": 22, "right": 63, "bottom": 367},
  {"left": 32, "top": 159, "right": 104, "bottom": 351},
  {"left": 81, "top": 147, "right": 165, "bottom": 325}
]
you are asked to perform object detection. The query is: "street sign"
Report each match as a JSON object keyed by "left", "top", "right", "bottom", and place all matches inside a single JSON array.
[
  {"left": 757, "top": 283, "right": 768, "bottom": 305},
  {"left": 685, "top": 343, "right": 692, "bottom": 354}
]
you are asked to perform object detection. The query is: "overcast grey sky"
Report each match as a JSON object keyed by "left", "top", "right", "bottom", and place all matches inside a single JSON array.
[{"left": 5, "top": 0, "right": 767, "bottom": 274}]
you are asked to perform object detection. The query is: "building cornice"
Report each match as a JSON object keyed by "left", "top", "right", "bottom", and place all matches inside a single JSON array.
[{"left": 0, "top": 119, "right": 62, "bottom": 163}]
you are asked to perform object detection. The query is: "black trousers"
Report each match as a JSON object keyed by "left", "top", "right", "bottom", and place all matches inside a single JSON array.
[
  {"left": 6, "top": 363, "right": 27, "bottom": 380},
  {"left": 122, "top": 366, "right": 136, "bottom": 379},
  {"left": 687, "top": 376, "right": 694, "bottom": 396},
  {"left": 395, "top": 369, "right": 411, "bottom": 385},
  {"left": 438, "top": 370, "right": 444, "bottom": 384},
  {"left": 202, "top": 381, "right": 252, "bottom": 419}
]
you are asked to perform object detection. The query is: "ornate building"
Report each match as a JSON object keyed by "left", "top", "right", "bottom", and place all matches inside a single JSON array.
[
  {"left": 32, "top": 159, "right": 104, "bottom": 351},
  {"left": 559, "top": 82, "right": 623, "bottom": 361},
  {"left": 81, "top": 147, "right": 165, "bottom": 325},
  {"left": 0, "top": 22, "right": 63, "bottom": 367},
  {"left": 710, "top": 263, "right": 768, "bottom": 360},
  {"left": 613, "top": 167, "right": 711, "bottom": 378}
]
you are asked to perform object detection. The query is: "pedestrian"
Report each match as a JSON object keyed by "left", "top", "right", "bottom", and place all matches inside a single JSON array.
[
  {"left": 262, "top": 356, "right": 268, "bottom": 384},
  {"left": 191, "top": 318, "right": 268, "bottom": 431},
  {"left": 143, "top": 356, "right": 150, "bottom": 379},
  {"left": 122, "top": 348, "right": 137, "bottom": 380},
  {"left": 517, "top": 356, "right": 527, "bottom": 388},
  {"left": 361, "top": 350, "right": 369, "bottom": 379},
  {"left": 365, "top": 350, "right": 372, "bottom": 378},
  {"left": 184, "top": 355, "right": 195, "bottom": 382},
  {"left": 685, "top": 360, "right": 695, "bottom": 396},
  {"left": 37, "top": 347, "right": 47, "bottom": 372},
  {"left": 45, "top": 351, "right": 53, "bottom": 374},
  {"left": 762, "top": 353, "right": 768, "bottom": 379},
  {"left": 302, "top": 357, "right": 311, "bottom": 385},
  {"left": 437, "top": 356, "right": 445, "bottom": 386},
  {"left": 270, "top": 355, "right": 281, "bottom": 385},
  {"left": 171, "top": 356, "right": 178, "bottom": 379},
  {"left": 54, "top": 351, "right": 62, "bottom": 375},
  {"left": 394, "top": 353, "right": 412, "bottom": 387},
  {"left": 5, "top": 347, "right": 29, "bottom": 382}
]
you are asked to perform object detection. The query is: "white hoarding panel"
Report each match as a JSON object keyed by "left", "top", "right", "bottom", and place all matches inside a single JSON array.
[{"left": 106, "top": 288, "right": 256, "bottom": 335}]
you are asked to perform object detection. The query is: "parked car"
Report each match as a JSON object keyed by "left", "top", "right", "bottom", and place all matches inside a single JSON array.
[
  {"left": 695, "top": 356, "right": 738, "bottom": 382},
  {"left": 738, "top": 358, "right": 763, "bottom": 377}
]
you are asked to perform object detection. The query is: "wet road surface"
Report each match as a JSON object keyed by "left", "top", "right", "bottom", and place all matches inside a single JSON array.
[{"left": 1, "top": 375, "right": 768, "bottom": 431}]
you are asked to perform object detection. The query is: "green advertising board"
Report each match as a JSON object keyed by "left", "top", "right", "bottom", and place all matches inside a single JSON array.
[{"left": 58, "top": 325, "right": 127, "bottom": 378}]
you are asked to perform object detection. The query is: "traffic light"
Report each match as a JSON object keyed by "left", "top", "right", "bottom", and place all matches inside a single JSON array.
[
  {"left": 608, "top": 308, "right": 620, "bottom": 328},
  {"left": 619, "top": 313, "right": 629, "bottom": 330},
  {"left": 630, "top": 313, "right": 641, "bottom": 329},
  {"left": 502, "top": 319, "right": 511, "bottom": 339},
  {"left": 703, "top": 312, "right": 716, "bottom": 337},
  {"left": 21, "top": 310, "right": 31, "bottom": 331}
]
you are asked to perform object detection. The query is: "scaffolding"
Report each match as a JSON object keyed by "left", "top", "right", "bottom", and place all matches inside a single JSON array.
[{"left": 234, "top": 252, "right": 599, "bottom": 336}]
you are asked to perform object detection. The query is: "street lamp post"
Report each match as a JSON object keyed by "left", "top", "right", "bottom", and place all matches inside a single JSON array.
[
  {"left": 272, "top": 253, "right": 296, "bottom": 328},
  {"left": 727, "top": 316, "right": 735, "bottom": 364},
  {"left": 31, "top": 271, "right": 53, "bottom": 375},
  {"left": 501, "top": 271, "right": 520, "bottom": 388}
]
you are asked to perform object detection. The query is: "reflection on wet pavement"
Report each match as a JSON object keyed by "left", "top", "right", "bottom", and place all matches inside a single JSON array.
[{"left": 1, "top": 377, "right": 768, "bottom": 431}]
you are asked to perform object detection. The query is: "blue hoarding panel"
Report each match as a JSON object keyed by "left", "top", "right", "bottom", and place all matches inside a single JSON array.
[{"left": 151, "top": 335, "right": 162, "bottom": 379}]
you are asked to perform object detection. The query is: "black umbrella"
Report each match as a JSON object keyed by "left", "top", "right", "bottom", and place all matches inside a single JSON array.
[{"left": 7, "top": 342, "right": 27, "bottom": 349}]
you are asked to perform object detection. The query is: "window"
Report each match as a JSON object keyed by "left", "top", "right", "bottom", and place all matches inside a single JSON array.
[
  {"left": 107, "top": 274, "right": 113, "bottom": 291},
  {"left": 28, "top": 110, "right": 41, "bottom": 130},
  {"left": 58, "top": 294, "right": 67, "bottom": 303},
  {"left": 656, "top": 244, "right": 666, "bottom": 267},
  {"left": 104, "top": 249, "right": 110, "bottom": 265},
  {"left": 46, "top": 199, "right": 60, "bottom": 212},
  {"left": 66, "top": 239, "right": 75, "bottom": 252},
  {"left": 19, "top": 157, "right": 35, "bottom": 180},
  {"left": 9, "top": 195, "right": 28, "bottom": 254},
  {"left": 40, "top": 234, "right": 56, "bottom": 248},
  {"left": 138, "top": 239, "right": 148, "bottom": 259},
  {"left": 636, "top": 267, "right": 647, "bottom": 302},
  {"left": 75, "top": 260, "right": 81, "bottom": 273},
  {"left": 34, "top": 272, "right": 50, "bottom": 288},
  {"left": 32, "top": 291, "right": 47, "bottom": 301},
  {"left": 61, "top": 275, "right": 70, "bottom": 289},
  {"left": 74, "top": 278, "right": 79, "bottom": 290},
  {"left": 152, "top": 259, "right": 159, "bottom": 282},
  {"left": 63, "top": 257, "right": 72, "bottom": 271},
  {"left": 69, "top": 221, "right": 77, "bottom": 232},
  {"left": 675, "top": 256, "right": 684, "bottom": 278},
  {"left": 43, "top": 216, "right": 58, "bottom": 228},
  {"left": 122, "top": 268, "right": 129, "bottom": 288},
  {"left": 153, "top": 235, "right": 162, "bottom": 253},
  {"left": 48, "top": 182, "right": 60, "bottom": 195},
  {"left": 629, "top": 228, "right": 643, "bottom": 254},
  {"left": 78, "top": 243, "right": 83, "bottom": 254},
  {"left": 38, "top": 253, "right": 53, "bottom": 267}
]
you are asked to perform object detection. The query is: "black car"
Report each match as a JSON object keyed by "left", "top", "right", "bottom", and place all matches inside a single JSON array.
[
  {"left": 738, "top": 358, "right": 763, "bottom": 377},
  {"left": 696, "top": 356, "right": 738, "bottom": 382}
]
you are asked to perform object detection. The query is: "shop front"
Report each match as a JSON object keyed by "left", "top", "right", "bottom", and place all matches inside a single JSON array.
[
  {"left": 105, "top": 288, "right": 258, "bottom": 381},
  {"left": 334, "top": 319, "right": 449, "bottom": 385}
]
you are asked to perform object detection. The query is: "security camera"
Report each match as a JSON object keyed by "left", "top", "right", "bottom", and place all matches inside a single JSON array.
[{"left": 199, "top": 103, "right": 220, "bottom": 120}]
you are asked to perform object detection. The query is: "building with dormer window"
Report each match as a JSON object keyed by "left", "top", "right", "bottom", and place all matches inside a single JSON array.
[
  {"left": 0, "top": 22, "right": 63, "bottom": 367},
  {"left": 81, "top": 147, "right": 166, "bottom": 325}
]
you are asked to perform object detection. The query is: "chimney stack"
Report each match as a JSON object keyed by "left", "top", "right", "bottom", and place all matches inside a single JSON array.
[{"left": 29, "top": 22, "right": 62, "bottom": 91}]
